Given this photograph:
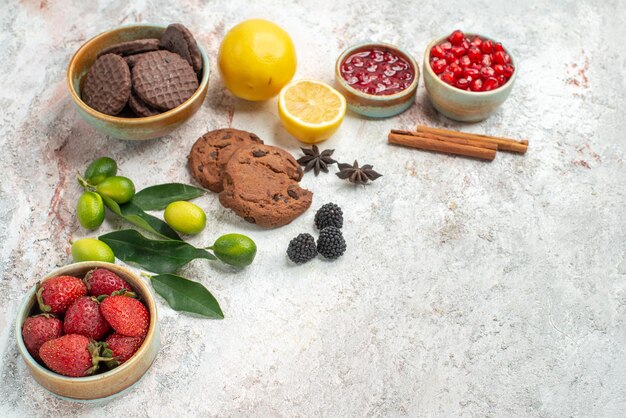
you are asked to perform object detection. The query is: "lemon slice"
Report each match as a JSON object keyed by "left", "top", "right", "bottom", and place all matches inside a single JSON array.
[{"left": 278, "top": 80, "right": 346, "bottom": 143}]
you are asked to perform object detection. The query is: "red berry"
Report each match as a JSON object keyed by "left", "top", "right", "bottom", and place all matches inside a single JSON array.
[
  {"left": 480, "top": 66, "right": 495, "bottom": 78},
  {"left": 494, "top": 42, "right": 504, "bottom": 52},
  {"left": 449, "top": 63, "right": 463, "bottom": 78},
  {"left": 481, "top": 40, "right": 493, "bottom": 54},
  {"left": 481, "top": 54, "right": 492, "bottom": 67},
  {"left": 100, "top": 295, "right": 149, "bottom": 337},
  {"left": 64, "top": 297, "right": 110, "bottom": 340},
  {"left": 471, "top": 36, "right": 482, "bottom": 47},
  {"left": 451, "top": 46, "right": 465, "bottom": 57},
  {"left": 84, "top": 269, "right": 130, "bottom": 297},
  {"left": 37, "top": 276, "right": 87, "bottom": 315},
  {"left": 448, "top": 30, "right": 465, "bottom": 45},
  {"left": 464, "top": 67, "right": 480, "bottom": 78},
  {"left": 503, "top": 64, "right": 515, "bottom": 77},
  {"left": 22, "top": 314, "right": 63, "bottom": 361},
  {"left": 39, "top": 334, "right": 110, "bottom": 377},
  {"left": 440, "top": 41, "right": 452, "bottom": 51},
  {"left": 105, "top": 333, "right": 144, "bottom": 365},
  {"left": 470, "top": 78, "right": 483, "bottom": 91},
  {"left": 456, "top": 78, "right": 471, "bottom": 89},
  {"left": 468, "top": 47, "right": 482, "bottom": 63},
  {"left": 431, "top": 45, "right": 445, "bottom": 59},
  {"left": 431, "top": 59, "right": 447, "bottom": 74},
  {"left": 439, "top": 72, "right": 456, "bottom": 85},
  {"left": 483, "top": 77, "right": 500, "bottom": 91},
  {"left": 459, "top": 55, "right": 471, "bottom": 67}
]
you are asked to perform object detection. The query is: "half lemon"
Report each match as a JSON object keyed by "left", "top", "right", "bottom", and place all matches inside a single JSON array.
[{"left": 278, "top": 80, "right": 346, "bottom": 144}]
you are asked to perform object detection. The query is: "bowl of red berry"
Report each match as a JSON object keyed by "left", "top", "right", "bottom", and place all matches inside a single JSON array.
[
  {"left": 423, "top": 30, "right": 517, "bottom": 122},
  {"left": 335, "top": 42, "right": 419, "bottom": 118},
  {"left": 15, "top": 261, "right": 159, "bottom": 401}
]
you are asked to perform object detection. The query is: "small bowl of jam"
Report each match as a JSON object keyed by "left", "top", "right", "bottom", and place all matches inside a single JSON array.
[{"left": 335, "top": 42, "right": 419, "bottom": 118}]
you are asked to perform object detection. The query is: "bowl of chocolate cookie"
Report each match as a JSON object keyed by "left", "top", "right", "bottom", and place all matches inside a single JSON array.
[{"left": 67, "top": 23, "right": 209, "bottom": 140}]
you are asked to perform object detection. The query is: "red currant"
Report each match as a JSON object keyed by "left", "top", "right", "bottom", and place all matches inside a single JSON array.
[
  {"left": 439, "top": 72, "right": 456, "bottom": 85},
  {"left": 431, "top": 45, "right": 445, "bottom": 59},
  {"left": 470, "top": 78, "right": 483, "bottom": 91},
  {"left": 431, "top": 59, "right": 447, "bottom": 74},
  {"left": 480, "top": 40, "right": 493, "bottom": 54},
  {"left": 448, "top": 30, "right": 465, "bottom": 45},
  {"left": 483, "top": 77, "right": 500, "bottom": 91}
]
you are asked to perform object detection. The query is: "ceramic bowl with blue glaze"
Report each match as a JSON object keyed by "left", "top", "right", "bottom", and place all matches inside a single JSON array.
[
  {"left": 334, "top": 42, "right": 419, "bottom": 118},
  {"left": 423, "top": 33, "right": 517, "bottom": 122},
  {"left": 16, "top": 261, "right": 160, "bottom": 401},
  {"left": 67, "top": 24, "right": 209, "bottom": 140}
]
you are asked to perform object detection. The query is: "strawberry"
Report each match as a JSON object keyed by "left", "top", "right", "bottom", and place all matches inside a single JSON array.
[
  {"left": 22, "top": 314, "right": 63, "bottom": 361},
  {"left": 37, "top": 276, "right": 87, "bottom": 315},
  {"left": 39, "top": 334, "right": 111, "bottom": 377},
  {"left": 84, "top": 268, "right": 130, "bottom": 297},
  {"left": 63, "top": 296, "right": 110, "bottom": 340},
  {"left": 100, "top": 293, "right": 149, "bottom": 337},
  {"left": 104, "top": 333, "right": 144, "bottom": 366}
]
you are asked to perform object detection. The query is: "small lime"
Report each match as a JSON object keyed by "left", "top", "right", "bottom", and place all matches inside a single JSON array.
[
  {"left": 211, "top": 233, "right": 257, "bottom": 267},
  {"left": 76, "top": 192, "right": 105, "bottom": 229},
  {"left": 164, "top": 201, "right": 206, "bottom": 235},
  {"left": 71, "top": 238, "right": 115, "bottom": 263},
  {"left": 96, "top": 176, "right": 135, "bottom": 204},
  {"left": 84, "top": 157, "right": 117, "bottom": 185}
]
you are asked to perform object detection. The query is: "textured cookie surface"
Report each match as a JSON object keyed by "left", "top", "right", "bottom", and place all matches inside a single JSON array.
[
  {"left": 124, "top": 52, "right": 152, "bottom": 68},
  {"left": 81, "top": 54, "right": 131, "bottom": 115},
  {"left": 188, "top": 129, "right": 263, "bottom": 192},
  {"left": 128, "top": 90, "right": 160, "bottom": 117},
  {"left": 219, "top": 144, "right": 312, "bottom": 228},
  {"left": 132, "top": 50, "right": 198, "bottom": 111},
  {"left": 160, "top": 23, "right": 203, "bottom": 73},
  {"left": 98, "top": 38, "right": 161, "bottom": 57}
]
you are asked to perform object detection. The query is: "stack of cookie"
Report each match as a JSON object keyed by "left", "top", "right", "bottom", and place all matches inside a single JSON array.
[
  {"left": 81, "top": 23, "right": 202, "bottom": 117},
  {"left": 189, "top": 129, "right": 313, "bottom": 228}
]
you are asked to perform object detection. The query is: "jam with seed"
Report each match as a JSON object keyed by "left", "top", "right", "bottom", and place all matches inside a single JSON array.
[
  {"left": 430, "top": 30, "right": 514, "bottom": 92},
  {"left": 340, "top": 47, "right": 414, "bottom": 95}
]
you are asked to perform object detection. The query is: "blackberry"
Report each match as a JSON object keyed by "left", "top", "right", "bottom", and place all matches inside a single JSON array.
[
  {"left": 314, "top": 203, "right": 343, "bottom": 230},
  {"left": 287, "top": 233, "right": 317, "bottom": 264},
  {"left": 316, "top": 227, "right": 346, "bottom": 260}
]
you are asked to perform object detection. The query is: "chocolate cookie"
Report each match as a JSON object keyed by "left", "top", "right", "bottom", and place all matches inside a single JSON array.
[
  {"left": 124, "top": 52, "right": 152, "bottom": 68},
  {"left": 219, "top": 144, "right": 312, "bottom": 228},
  {"left": 160, "top": 23, "right": 203, "bottom": 73},
  {"left": 189, "top": 129, "right": 263, "bottom": 192},
  {"left": 128, "top": 90, "right": 160, "bottom": 117},
  {"left": 81, "top": 54, "right": 131, "bottom": 115},
  {"left": 98, "top": 39, "right": 161, "bottom": 57},
  {"left": 132, "top": 50, "right": 199, "bottom": 111}
]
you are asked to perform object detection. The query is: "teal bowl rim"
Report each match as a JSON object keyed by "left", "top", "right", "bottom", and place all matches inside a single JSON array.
[
  {"left": 334, "top": 42, "right": 419, "bottom": 102},
  {"left": 67, "top": 23, "right": 210, "bottom": 124},
  {"left": 423, "top": 32, "right": 518, "bottom": 97},
  {"left": 15, "top": 261, "right": 159, "bottom": 385}
]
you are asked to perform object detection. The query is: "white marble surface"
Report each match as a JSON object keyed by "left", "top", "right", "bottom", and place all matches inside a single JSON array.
[{"left": 1, "top": 0, "right": 625, "bottom": 416}]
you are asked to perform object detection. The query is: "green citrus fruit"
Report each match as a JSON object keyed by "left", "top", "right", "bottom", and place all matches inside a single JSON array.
[
  {"left": 96, "top": 176, "right": 135, "bottom": 204},
  {"left": 76, "top": 192, "right": 105, "bottom": 229},
  {"left": 211, "top": 233, "right": 256, "bottom": 267},
  {"left": 71, "top": 238, "right": 115, "bottom": 263},
  {"left": 164, "top": 201, "right": 206, "bottom": 235},
  {"left": 84, "top": 157, "right": 117, "bottom": 185}
]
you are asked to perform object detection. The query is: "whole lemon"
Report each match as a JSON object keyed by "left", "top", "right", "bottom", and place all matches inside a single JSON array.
[
  {"left": 164, "top": 201, "right": 206, "bottom": 235},
  {"left": 218, "top": 19, "right": 297, "bottom": 101},
  {"left": 71, "top": 238, "right": 115, "bottom": 263}
]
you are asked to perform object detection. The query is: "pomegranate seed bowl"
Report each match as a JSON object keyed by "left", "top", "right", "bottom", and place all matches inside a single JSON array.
[
  {"left": 335, "top": 42, "right": 419, "bottom": 118},
  {"left": 15, "top": 261, "right": 160, "bottom": 402},
  {"left": 423, "top": 31, "right": 517, "bottom": 122}
]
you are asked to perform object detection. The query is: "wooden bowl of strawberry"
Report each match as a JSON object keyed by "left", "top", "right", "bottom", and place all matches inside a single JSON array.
[
  {"left": 15, "top": 261, "right": 159, "bottom": 401},
  {"left": 423, "top": 30, "right": 517, "bottom": 122}
]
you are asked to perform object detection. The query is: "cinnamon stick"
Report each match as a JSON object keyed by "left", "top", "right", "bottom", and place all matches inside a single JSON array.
[
  {"left": 388, "top": 132, "right": 496, "bottom": 161},
  {"left": 415, "top": 125, "right": 528, "bottom": 154},
  {"left": 391, "top": 129, "right": 498, "bottom": 151}
]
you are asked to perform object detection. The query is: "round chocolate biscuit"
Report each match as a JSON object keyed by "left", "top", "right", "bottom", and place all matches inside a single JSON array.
[
  {"left": 219, "top": 144, "right": 312, "bottom": 228},
  {"left": 124, "top": 52, "right": 152, "bottom": 68},
  {"left": 188, "top": 129, "right": 264, "bottom": 193},
  {"left": 160, "top": 23, "right": 203, "bottom": 73},
  {"left": 132, "top": 50, "right": 199, "bottom": 111},
  {"left": 98, "top": 38, "right": 161, "bottom": 57},
  {"left": 81, "top": 53, "right": 131, "bottom": 115},
  {"left": 128, "top": 90, "right": 160, "bottom": 117}
]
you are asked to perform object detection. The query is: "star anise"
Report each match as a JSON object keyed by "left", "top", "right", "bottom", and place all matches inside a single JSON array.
[
  {"left": 336, "top": 160, "right": 382, "bottom": 184},
  {"left": 297, "top": 145, "right": 337, "bottom": 176}
]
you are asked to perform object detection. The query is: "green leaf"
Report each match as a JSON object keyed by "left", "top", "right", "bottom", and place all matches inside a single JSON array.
[
  {"left": 99, "top": 193, "right": 181, "bottom": 240},
  {"left": 132, "top": 183, "right": 206, "bottom": 211},
  {"left": 99, "top": 229, "right": 216, "bottom": 274},
  {"left": 151, "top": 274, "right": 223, "bottom": 319}
]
